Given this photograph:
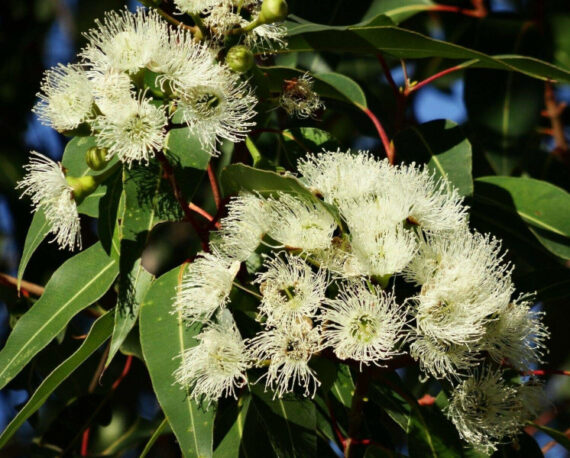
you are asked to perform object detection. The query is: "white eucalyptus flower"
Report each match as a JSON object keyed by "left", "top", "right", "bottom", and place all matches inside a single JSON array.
[
  {"left": 266, "top": 193, "right": 337, "bottom": 251},
  {"left": 280, "top": 73, "right": 324, "bottom": 119},
  {"left": 174, "top": 251, "right": 241, "bottom": 323},
  {"left": 297, "top": 151, "right": 385, "bottom": 204},
  {"left": 245, "top": 22, "right": 287, "bottom": 52},
  {"left": 409, "top": 334, "right": 482, "bottom": 380},
  {"left": 81, "top": 8, "right": 168, "bottom": 74},
  {"left": 406, "top": 231, "right": 513, "bottom": 349},
  {"left": 176, "top": 67, "right": 257, "bottom": 155},
  {"left": 321, "top": 282, "right": 408, "bottom": 368},
  {"left": 147, "top": 27, "right": 216, "bottom": 97},
  {"left": 386, "top": 163, "right": 467, "bottom": 233},
  {"left": 248, "top": 320, "right": 322, "bottom": 398},
  {"left": 16, "top": 152, "right": 81, "bottom": 250},
  {"left": 213, "top": 193, "right": 269, "bottom": 261},
  {"left": 173, "top": 0, "right": 220, "bottom": 15},
  {"left": 91, "top": 92, "right": 168, "bottom": 166},
  {"left": 89, "top": 69, "right": 133, "bottom": 116},
  {"left": 345, "top": 220, "right": 417, "bottom": 278},
  {"left": 447, "top": 369, "right": 543, "bottom": 454},
  {"left": 33, "top": 63, "right": 94, "bottom": 132},
  {"left": 174, "top": 320, "right": 250, "bottom": 403},
  {"left": 255, "top": 253, "right": 327, "bottom": 326},
  {"left": 484, "top": 295, "right": 549, "bottom": 370}
]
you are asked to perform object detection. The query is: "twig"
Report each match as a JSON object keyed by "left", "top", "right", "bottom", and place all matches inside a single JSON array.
[
  {"left": 524, "top": 369, "right": 570, "bottom": 377},
  {"left": 207, "top": 163, "right": 221, "bottom": 209},
  {"left": 376, "top": 54, "right": 400, "bottom": 100},
  {"left": 429, "top": 0, "right": 487, "bottom": 18},
  {"left": 189, "top": 202, "right": 220, "bottom": 228},
  {"left": 0, "top": 273, "right": 45, "bottom": 297},
  {"left": 357, "top": 105, "right": 394, "bottom": 164},
  {"left": 544, "top": 81, "right": 568, "bottom": 153},
  {"left": 153, "top": 7, "right": 200, "bottom": 35},
  {"left": 404, "top": 64, "right": 466, "bottom": 96},
  {"left": 417, "top": 394, "right": 436, "bottom": 406},
  {"left": 155, "top": 151, "right": 209, "bottom": 251}
]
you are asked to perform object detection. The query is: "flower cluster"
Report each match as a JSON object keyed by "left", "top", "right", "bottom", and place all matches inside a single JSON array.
[
  {"left": 174, "top": 150, "right": 548, "bottom": 451},
  {"left": 19, "top": 4, "right": 285, "bottom": 249}
]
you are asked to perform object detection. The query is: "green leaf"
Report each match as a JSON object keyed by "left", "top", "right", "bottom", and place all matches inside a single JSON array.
[
  {"left": 250, "top": 386, "right": 317, "bottom": 458},
  {"left": 280, "top": 127, "right": 339, "bottom": 168},
  {"left": 221, "top": 163, "right": 316, "bottom": 199},
  {"left": 213, "top": 395, "right": 251, "bottom": 458},
  {"left": 283, "top": 17, "right": 570, "bottom": 83},
  {"left": 532, "top": 424, "right": 570, "bottom": 451},
  {"left": 369, "top": 383, "right": 410, "bottom": 431},
  {"left": 17, "top": 209, "right": 50, "bottom": 291},
  {"left": 362, "top": 0, "right": 435, "bottom": 25},
  {"left": 140, "top": 417, "right": 169, "bottom": 458},
  {"left": 330, "top": 364, "right": 355, "bottom": 409},
  {"left": 107, "top": 165, "right": 165, "bottom": 366},
  {"left": 394, "top": 120, "right": 473, "bottom": 196},
  {"left": 0, "top": 242, "right": 118, "bottom": 389},
  {"left": 0, "top": 312, "right": 113, "bottom": 447},
  {"left": 259, "top": 66, "right": 367, "bottom": 107},
  {"left": 165, "top": 127, "right": 212, "bottom": 171},
  {"left": 407, "top": 405, "right": 465, "bottom": 458},
  {"left": 475, "top": 177, "right": 570, "bottom": 259},
  {"left": 140, "top": 265, "right": 215, "bottom": 457},
  {"left": 61, "top": 135, "right": 119, "bottom": 217}
]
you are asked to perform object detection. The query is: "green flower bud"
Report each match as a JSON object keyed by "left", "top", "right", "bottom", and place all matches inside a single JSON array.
[
  {"left": 66, "top": 175, "right": 98, "bottom": 203},
  {"left": 225, "top": 46, "right": 254, "bottom": 73},
  {"left": 85, "top": 146, "right": 109, "bottom": 171},
  {"left": 259, "top": 0, "right": 288, "bottom": 24}
]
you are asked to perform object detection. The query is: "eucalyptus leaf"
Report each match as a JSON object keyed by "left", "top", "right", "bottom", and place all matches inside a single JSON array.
[
  {"left": 0, "top": 242, "right": 118, "bottom": 389},
  {"left": 0, "top": 312, "right": 113, "bottom": 447},
  {"left": 140, "top": 265, "right": 215, "bottom": 457}
]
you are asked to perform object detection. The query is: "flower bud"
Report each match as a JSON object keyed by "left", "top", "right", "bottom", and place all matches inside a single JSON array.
[
  {"left": 85, "top": 146, "right": 109, "bottom": 171},
  {"left": 66, "top": 175, "right": 98, "bottom": 203},
  {"left": 259, "top": 0, "right": 288, "bottom": 24},
  {"left": 225, "top": 46, "right": 254, "bottom": 73}
]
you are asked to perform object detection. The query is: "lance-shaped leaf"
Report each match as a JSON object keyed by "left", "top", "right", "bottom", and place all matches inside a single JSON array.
[
  {"left": 362, "top": 0, "right": 435, "bottom": 24},
  {"left": 140, "top": 265, "right": 215, "bottom": 457},
  {"left": 474, "top": 176, "right": 570, "bottom": 259},
  {"left": 17, "top": 210, "right": 50, "bottom": 290},
  {"left": 0, "top": 312, "right": 114, "bottom": 447},
  {"left": 394, "top": 120, "right": 473, "bottom": 196},
  {"left": 0, "top": 242, "right": 118, "bottom": 389},
  {"left": 283, "top": 16, "right": 570, "bottom": 83}
]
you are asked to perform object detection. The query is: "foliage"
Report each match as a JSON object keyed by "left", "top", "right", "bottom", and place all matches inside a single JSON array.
[{"left": 1, "top": 0, "right": 570, "bottom": 457}]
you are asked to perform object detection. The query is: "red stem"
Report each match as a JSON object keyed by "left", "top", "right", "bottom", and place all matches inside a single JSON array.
[
  {"left": 156, "top": 151, "right": 209, "bottom": 251},
  {"left": 430, "top": 4, "right": 487, "bottom": 18},
  {"left": 376, "top": 54, "right": 400, "bottom": 100},
  {"left": 404, "top": 64, "right": 465, "bottom": 96},
  {"left": 326, "top": 398, "right": 347, "bottom": 447},
  {"left": 207, "top": 163, "right": 221, "bottom": 209},
  {"left": 112, "top": 355, "right": 133, "bottom": 390},
  {"left": 360, "top": 106, "right": 394, "bottom": 164},
  {"left": 524, "top": 369, "right": 570, "bottom": 377},
  {"left": 189, "top": 202, "right": 221, "bottom": 228},
  {"left": 80, "top": 428, "right": 90, "bottom": 457}
]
